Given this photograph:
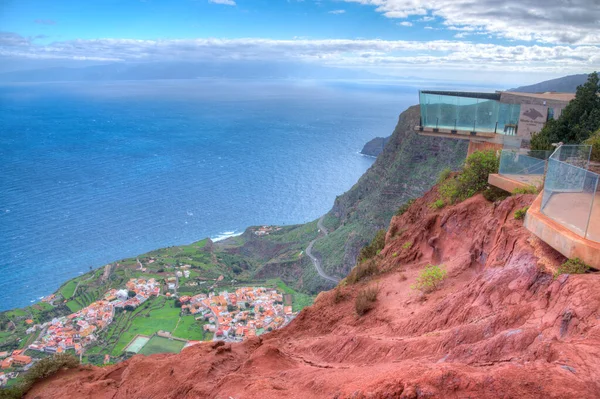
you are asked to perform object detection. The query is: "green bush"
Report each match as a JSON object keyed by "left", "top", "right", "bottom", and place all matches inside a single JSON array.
[
  {"left": 402, "top": 242, "right": 412, "bottom": 250},
  {"left": 554, "top": 258, "right": 590, "bottom": 278},
  {"left": 430, "top": 199, "right": 445, "bottom": 209},
  {"left": 412, "top": 264, "right": 447, "bottom": 293},
  {"left": 514, "top": 206, "right": 529, "bottom": 220},
  {"left": 346, "top": 259, "right": 379, "bottom": 284},
  {"left": 513, "top": 185, "right": 539, "bottom": 195},
  {"left": 357, "top": 229, "right": 386, "bottom": 263},
  {"left": 583, "top": 129, "right": 600, "bottom": 162},
  {"left": 439, "top": 150, "right": 499, "bottom": 204},
  {"left": 2, "top": 353, "right": 81, "bottom": 398},
  {"left": 437, "top": 168, "right": 452, "bottom": 184},
  {"left": 482, "top": 186, "right": 510, "bottom": 202},
  {"left": 355, "top": 285, "right": 378, "bottom": 316},
  {"left": 395, "top": 199, "right": 415, "bottom": 216}
]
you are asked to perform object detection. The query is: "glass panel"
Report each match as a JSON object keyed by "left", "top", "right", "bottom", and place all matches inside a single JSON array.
[
  {"left": 418, "top": 93, "right": 521, "bottom": 134},
  {"left": 586, "top": 177, "right": 600, "bottom": 242},
  {"left": 542, "top": 157, "right": 598, "bottom": 239},
  {"left": 499, "top": 149, "right": 549, "bottom": 188}
]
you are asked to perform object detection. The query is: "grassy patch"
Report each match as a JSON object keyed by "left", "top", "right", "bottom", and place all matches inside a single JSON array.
[
  {"left": 513, "top": 186, "right": 539, "bottom": 195},
  {"left": 109, "top": 297, "right": 181, "bottom": 355},
  {"left": 412, "top": 264, "right": 447, "bottom": 293},
  {"left": 514, "top": 206, "right": 529, "bottom": 220},
  {"left": 172, "top": 315, "right": 205, "bottom": 340},
  {"left": 554, "top": 258, "right": 590, "bottom": 278},
  {"left": 66, "top": 300, "right": 83, "bottom": 312},
  {"left": 430, "top": 199, "right": 445, "bottom": 209},
  {"left": 59, "top": 280, "right": 78, "bottom": 299},
  {"left": 268, "top": 278, "right": 314, "bottom": 312},
  {"left": 138, "top": 335, "right": 186, "bottom": 356}
]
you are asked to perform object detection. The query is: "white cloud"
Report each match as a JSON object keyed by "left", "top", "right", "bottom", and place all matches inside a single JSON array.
[
  {"left": 329, "top": 9, "right": 346, "bottom": 14},
  {"left": 0, "top": 33, "right": 597, "bottom": 75},
  {"left": 208, "top": 0, "right": 236, "bottom": 5},
  {"left": 343, "top": 0, "right": 600, "bottom": 44},
  {"left": 398, "top": 21, "right": 413, "bottom": 27}
]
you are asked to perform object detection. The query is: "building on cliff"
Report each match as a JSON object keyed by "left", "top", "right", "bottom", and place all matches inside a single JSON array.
[{"left": 415, "top": 90, "right": 574, "bottom": 155}]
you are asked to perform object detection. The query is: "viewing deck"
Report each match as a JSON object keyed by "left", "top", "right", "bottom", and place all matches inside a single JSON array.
[{"left": 489, "top": 145, "right": 600, "bottom": 268}]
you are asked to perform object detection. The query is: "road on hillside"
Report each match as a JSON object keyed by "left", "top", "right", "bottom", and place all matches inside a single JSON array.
[{"left": 305, "top": 216, "right": 340, "bottom": 284}]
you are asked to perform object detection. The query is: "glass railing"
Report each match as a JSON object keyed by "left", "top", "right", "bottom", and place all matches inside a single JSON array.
[
  {"left": 498, "top": 149, "right": 552, "bottom": 188},
  {"left": 419, "top": 91, "right": 521, "bottom": 134},
  {"left": 541, "top": 145, "right": 599, "bottom": 242}
]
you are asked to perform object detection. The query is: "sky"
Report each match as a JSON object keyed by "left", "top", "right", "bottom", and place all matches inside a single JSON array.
[{"left": 0, "top": 0, "right": 599, "bottom": 84}]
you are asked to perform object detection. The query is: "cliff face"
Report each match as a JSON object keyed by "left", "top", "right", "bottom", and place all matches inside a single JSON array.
[
  {"left": 310, "top": 105, "right": 467, "bottom": 284},
  {"left": 28, "top": 187, "right": 600, "bottom": 399}
]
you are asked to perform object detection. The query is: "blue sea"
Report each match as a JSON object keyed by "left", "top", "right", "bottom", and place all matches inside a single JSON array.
[{"left": 0, "top": 79, "right": 418, "bottom": 311}]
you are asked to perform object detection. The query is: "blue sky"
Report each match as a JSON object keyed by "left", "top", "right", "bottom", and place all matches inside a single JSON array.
[{"left": 0, "top": 0, "right": 599, "bottom": 84}]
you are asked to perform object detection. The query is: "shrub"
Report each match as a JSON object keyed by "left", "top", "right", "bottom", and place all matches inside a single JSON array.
[
  {"left": 357, "top": 229, "right": 386, "bottom": 263},
  {"left": 346, "top": 259, "right": 379, "bottom": 284},
  {"left": 514, "top": 206, "right": 529, "bottom": 220},
  {"left": 437, "top": 168, "right": 452, "bottom": 184},
  {"left": 440, "top": 150, "right": 499, "bottom": 204},
  {"left": 513, "top": 186, "right": 539, "bottom": 195},
  {"left": 554, "top": 258, "right": 590, "bottom": 278},
  {"left": 482, "top": 185, "right": 510, "bottom": 202},
  {"left": 584, "top": 129, "right": 600, "bottom": 162},
  {"left": 395, "top": 199, "right": 415, "bottom": 216},
  {"left": 3, "top": 353, "right": 81, "bottom": 397},
  {"left": 333, "top": 286, "right": 347, "bottom": 304},
  {"left": 355, "top": 285, "right": 378, "bottom": 316},
  {"left": 402, "top": 242, "right": 412, "bottom": 250},
  {"left": 412, "top": 264, "right": 447, "bottom": 293},
  {"left": 430, "top": 199, "right": 445, "bottom": 209}
]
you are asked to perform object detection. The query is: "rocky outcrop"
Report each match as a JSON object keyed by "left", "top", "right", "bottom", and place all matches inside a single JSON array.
[
  {"left": 360, "top": 136, "right": 389, "bottom": 157},
  {"left": 28, "top": 186, "right": 600, "bottom": 399}
]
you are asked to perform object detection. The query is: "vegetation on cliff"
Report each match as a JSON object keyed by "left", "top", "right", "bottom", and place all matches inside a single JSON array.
[{"left": 531, "top": 72, "right": 600, "bottom": 150}]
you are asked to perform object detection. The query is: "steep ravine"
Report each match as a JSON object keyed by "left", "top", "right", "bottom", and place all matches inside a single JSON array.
[{"left": 27, "top": 184, "right": 600, "bottom": 399}]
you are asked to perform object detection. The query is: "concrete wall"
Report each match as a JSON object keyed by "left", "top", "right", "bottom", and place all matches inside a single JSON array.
[{"left": 499, "top": 93, "right": 570, "bottom": 139}]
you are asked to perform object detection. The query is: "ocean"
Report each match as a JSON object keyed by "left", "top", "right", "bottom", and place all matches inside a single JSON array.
[{"left": 0, "top": 79, "right": 416, "bottom": 311}]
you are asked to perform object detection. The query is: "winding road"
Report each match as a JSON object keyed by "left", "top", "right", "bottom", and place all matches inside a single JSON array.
[{"left": 305, "top": 216, "right": 340, "bottom": 284}]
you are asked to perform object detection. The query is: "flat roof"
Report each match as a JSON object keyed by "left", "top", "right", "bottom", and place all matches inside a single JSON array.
[
  {"left": 420, "top": 90, "right": 500, "bottom": 101},
  {"left": 502, "top": 91, "right": 576, "bottom": 102}
]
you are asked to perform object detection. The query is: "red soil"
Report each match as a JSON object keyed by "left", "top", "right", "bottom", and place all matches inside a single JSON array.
[{"left": 27, "top": 189, "right": 600, "bottom": 399}]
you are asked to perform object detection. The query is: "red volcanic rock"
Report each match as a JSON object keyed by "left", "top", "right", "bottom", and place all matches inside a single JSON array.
[{"left": 27, "top": 190, "right": 600, "bottom": 399}]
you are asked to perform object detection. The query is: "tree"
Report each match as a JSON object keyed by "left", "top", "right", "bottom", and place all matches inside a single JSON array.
[
  {"left": 127, "top": 290, "right": 136, "bottom": 298},
  {"left": 174, "top": 299, "right": 182, "bottom": 308},
  {"left": 531, "top": 72, "right": 600, "bottom": 150}
]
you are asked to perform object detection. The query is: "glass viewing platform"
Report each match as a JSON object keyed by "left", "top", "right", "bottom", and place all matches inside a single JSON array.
[
  {"left": 541, "top": 145, "right": 599, "bottom": 243},
  {"left": 498, "top": 149, "right": 552, "bottom": 188},
  {"left": 419, "top": 91, "right": 521, "bottom": 135}
]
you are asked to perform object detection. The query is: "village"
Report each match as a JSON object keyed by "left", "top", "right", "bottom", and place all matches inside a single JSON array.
[
  {"left": 180, "top": 286, "right": 294, "bottom": 341},
  {"left": 0, "top": 271, "right": 295, "bottom": 387}
]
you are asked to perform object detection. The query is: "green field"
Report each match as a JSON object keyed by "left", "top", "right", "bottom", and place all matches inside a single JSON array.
[
  {"left": 138, "top": 335, "right": 186, "bottom": 355},
  {"left": 172, "top": 315, "right": 205, "bottom": 340},
  {"left": 60, "top": 280, "right": 78, "bottom": 299},
  {"left": 268, "top": 278, "right": 315, "bottom": 312},
  {"left": 109, "top": 297, "right": 181, "bottom": 355}
]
